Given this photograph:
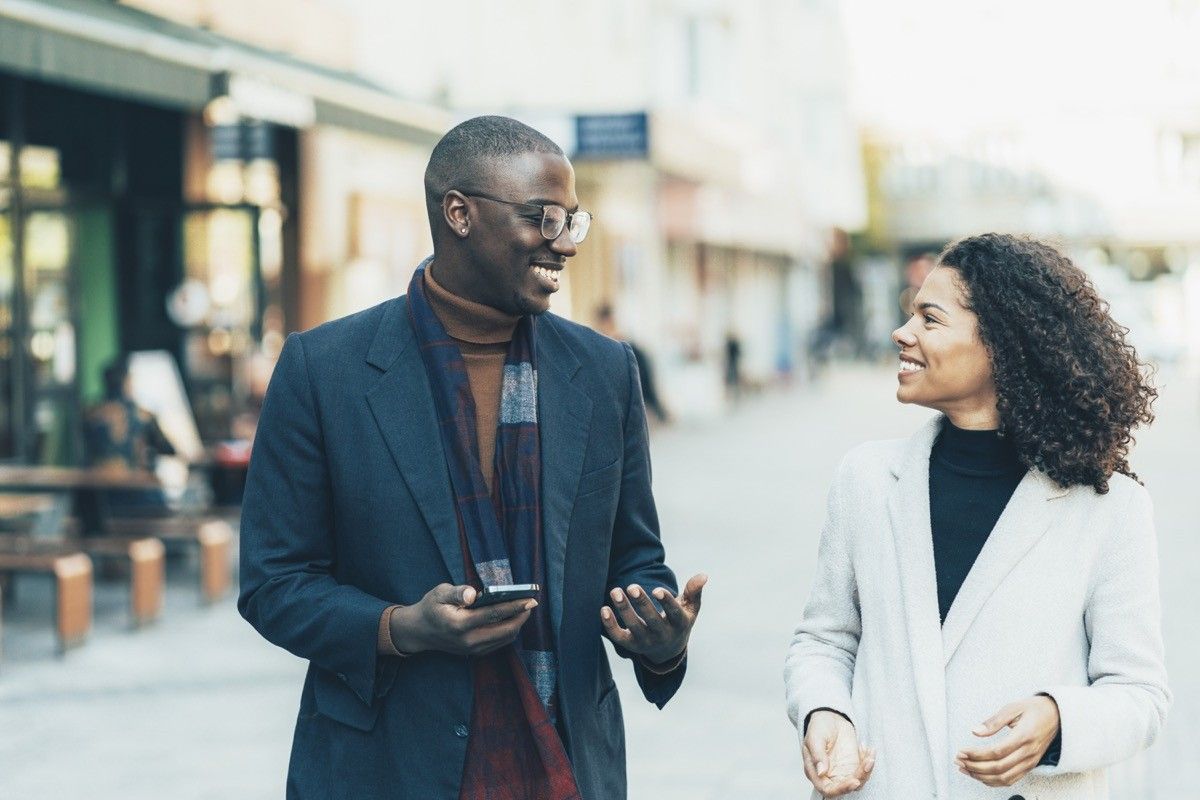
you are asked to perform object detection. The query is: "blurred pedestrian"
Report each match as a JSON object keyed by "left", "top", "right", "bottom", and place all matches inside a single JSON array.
[
  {"left": 829, "top": 227, "right": 865, "bottom": 356},
  {"left": 594, "top": 303, "right": 670, "bottom": 424},
  {"left": 898, "top": 251, "right": 937, "bottom": 327},
  {"left": 724, "top": 331, "right": 743, "bottom": 401},
  {"left": 809, "top": 229, "right": 866, "bottom": 368},
  {"left": 239, "top": 116, "right": 706, "bottom": 800},
  {"left": 785, "top": 234, "right": 1169, "bottom": 799},
  {"left": 84, "top": 355, "right": 175, "bottom": 509}
]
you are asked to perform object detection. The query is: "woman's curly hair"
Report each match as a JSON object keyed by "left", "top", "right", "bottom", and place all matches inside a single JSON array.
[{"left": 938, "top": 233, "right": 1156, "bottom": 493}]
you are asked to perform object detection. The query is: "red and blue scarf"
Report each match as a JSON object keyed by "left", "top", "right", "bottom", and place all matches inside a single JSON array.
[{"left": 406, "top": 264, "right": 559, "bottom": 717}]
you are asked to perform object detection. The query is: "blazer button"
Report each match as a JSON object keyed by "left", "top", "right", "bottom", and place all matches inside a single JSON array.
[
  {"left": 453, "top": 724, "right": 469, "bottom": 738},
  {"left": 336, "top": 673, "right": 347, "bottom": 682}
]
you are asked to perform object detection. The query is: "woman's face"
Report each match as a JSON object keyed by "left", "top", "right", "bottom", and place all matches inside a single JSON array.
[{"left": 891, "top": 266, "right": 999, "bottom": 427}]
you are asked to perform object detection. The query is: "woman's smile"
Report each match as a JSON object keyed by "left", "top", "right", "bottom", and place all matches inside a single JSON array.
[{"left": 898, "top": 355, "right": 926, "bottom": 378}]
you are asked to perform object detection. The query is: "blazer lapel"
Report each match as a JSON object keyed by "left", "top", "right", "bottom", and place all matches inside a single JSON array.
[
  {"left": 941, "top": 469, "right": 1067, "bottom": 665},
  {"left": 535, "top": 316, "right": 592, "bottom": 635},
  {"left": 364, "top": 296, "right": 466, "bottom": 586},
  {"left": 885, "top": 415, "right": 949, "bottom": 795}
]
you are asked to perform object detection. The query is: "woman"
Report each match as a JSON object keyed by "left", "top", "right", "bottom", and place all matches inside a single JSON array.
[{"left": 784, "top": 234, "right": 1169, "bottom": 799}]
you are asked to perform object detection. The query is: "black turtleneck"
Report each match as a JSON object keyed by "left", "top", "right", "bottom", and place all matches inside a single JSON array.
[
  {"left": 928, "top": 417, "right": 1063, "bottom": 767},
  {"left": 929, "top": 418, "right": 1026, "bottom": 624}
]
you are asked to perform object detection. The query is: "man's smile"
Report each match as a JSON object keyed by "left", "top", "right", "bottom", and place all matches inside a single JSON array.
[{"left": 531, "top": 262, "right": 562, "bottom": 291}]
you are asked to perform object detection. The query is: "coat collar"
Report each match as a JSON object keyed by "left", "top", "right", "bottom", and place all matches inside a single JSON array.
[
  {"left": 532, "top": 314, "right": 591, "bottom": 634},
  {"left": 885, "top": 414, "right": 1069, "bottom": 789},
  {"left": 363, "top": 286, "right": 591, "bottom": 634},
  {"left": 939, "top": 467, "right": 1065, "bottom": 664},
  {"left": 364, "top": 294, "right": 466, "bottom": 586},
  {"left": 885, "top": 415, "right": 949, "bottom": 793}
]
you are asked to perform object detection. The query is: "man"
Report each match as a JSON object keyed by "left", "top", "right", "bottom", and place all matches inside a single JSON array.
[{"left": 239, "top": 115, "right": 706, "bottom": 800}]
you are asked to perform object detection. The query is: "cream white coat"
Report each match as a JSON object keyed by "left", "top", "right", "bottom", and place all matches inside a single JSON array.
[{"left": 784, "top": 416, "right": 1170, "bottom": 800}]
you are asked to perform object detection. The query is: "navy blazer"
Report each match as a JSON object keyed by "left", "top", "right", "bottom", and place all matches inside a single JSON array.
[{"left": 239, "top": 293, "right": 685, "bottom": 800}]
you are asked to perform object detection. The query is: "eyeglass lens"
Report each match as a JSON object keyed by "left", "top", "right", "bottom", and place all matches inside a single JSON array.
[
  {"left": 540, "top": 206, "right": 591, "bottom": 244},
  {"left": 540, "top": 206, "right": 567, "bottom": 241},
  {"left": 568, "top": 211, "right": 591, "bottom": 244}
]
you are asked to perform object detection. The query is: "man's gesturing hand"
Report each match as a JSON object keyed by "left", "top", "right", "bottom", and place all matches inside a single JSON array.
[
  {"left": 802, "top": 710, "right": 876, "bottom": 797},
  {"left": 956, "top": 695, "right": 1060, "bottom": 787},
  {"left": 389, "top": 583, "right": 535, "bottom": 656},
  {"left": 599, "top": 573, "right": 707, "bottom": 666}
]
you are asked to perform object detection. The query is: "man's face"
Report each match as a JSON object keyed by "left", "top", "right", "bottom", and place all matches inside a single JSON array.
[{"left": 463, "top": 151, "right": 579, "bottom": 316}]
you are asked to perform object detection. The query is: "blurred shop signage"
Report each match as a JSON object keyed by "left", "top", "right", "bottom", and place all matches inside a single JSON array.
[
  {"left": 573, "top": 112, "right": 649, "bottom": 160},
  {"left": 210, "top": 73, "right": 316, "bottom": 129},
  {"left": 210, "top": 121, "right": 275, "bottom": 161}
]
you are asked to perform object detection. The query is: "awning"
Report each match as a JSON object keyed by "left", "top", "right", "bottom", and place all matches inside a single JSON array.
[{"left": 0, "top": 0, "right": 451, "bottom": 144}]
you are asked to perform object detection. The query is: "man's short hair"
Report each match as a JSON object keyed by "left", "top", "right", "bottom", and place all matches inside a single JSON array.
[{"left": 423, "top": 115, "right": 563, "bottom": 223}]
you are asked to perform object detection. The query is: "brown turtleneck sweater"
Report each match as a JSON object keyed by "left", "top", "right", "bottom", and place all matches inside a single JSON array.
[
  {"left": 424, "top": 266, "right": 520, "bottom": 490},
  {"left": 378, "top": 265, "right": 519, "bottom": 655}
]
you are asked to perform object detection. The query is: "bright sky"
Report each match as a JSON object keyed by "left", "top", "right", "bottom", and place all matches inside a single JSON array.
[{"left": 839, "top": 0, "right": 1198, "bottom": 136}]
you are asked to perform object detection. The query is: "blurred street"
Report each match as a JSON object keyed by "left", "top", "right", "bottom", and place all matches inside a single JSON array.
[
  {"left": 1, "top": 362, "right": 1197, "bottom": 799},
  {"left": 3, "top": 2, "right": 1200, "bottom": 798}
]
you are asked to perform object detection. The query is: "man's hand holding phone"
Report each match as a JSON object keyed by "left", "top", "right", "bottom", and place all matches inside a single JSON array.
[{"left": 389, "top": 583, "right": 537, "bottom": 656}]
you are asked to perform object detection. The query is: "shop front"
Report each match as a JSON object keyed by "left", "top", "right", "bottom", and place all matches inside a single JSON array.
[
  {"left": 0, "top": 0, "right": 448, "bottom": 467},
  {"left": 0, "top": 77, "right": 188, "bottom": 464}
]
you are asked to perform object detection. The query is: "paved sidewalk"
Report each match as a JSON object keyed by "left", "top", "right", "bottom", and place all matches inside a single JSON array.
[{"left": 1, "top": 363, "right": 1195, "bottom": 799}]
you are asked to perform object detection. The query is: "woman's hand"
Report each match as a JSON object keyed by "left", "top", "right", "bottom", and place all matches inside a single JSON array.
[
  {"left": 802, "top": 710, "right": 876, "bottom": 797},
  {"left": 956, "top": 695, "right": 1061, "bottom": 787}
]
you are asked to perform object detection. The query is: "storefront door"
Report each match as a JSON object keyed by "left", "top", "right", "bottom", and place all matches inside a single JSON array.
[
  {"left": 0, "top": 139, "right": 88, "bottom": 466},
  {"left": 20, "top": 202, "right": 83, "bottom": 466},
  {"left": 177, "top": 204, "right": 271, "bottom": 442}
]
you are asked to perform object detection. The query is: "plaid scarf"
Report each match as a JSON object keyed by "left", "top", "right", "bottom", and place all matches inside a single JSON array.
[{"left": 406, "top": 264, "right": 559, "bottom": 717}]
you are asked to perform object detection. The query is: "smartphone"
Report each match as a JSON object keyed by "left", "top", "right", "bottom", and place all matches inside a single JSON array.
[{"left": 473, "top": 583, "right": 540, "bottom": 608}]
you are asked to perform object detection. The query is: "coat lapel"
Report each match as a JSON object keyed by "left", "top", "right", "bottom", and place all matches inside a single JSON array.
[
  {"left": 941, "top": 469, "right": 1067, "bottom": 665},
  {"left": 885, "top": 415, "right": 949, "bottom": 796},
  {"left": 364, "top": 296, "right": 466, "bottom": 586},
  {"left": 535, "top": 316, "right": 592, "bottom": 635}
]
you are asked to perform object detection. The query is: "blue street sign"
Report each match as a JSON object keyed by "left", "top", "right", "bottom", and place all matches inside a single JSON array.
[{"left": 574, "top": 112, "right": 650, "bottom": 160}]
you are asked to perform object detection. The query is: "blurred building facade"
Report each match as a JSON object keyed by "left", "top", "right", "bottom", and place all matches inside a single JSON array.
[
  {"left": 0, "top": 0, "right": 447, "bottom": 464},
  {"left": 342, "top": 0, "right": 868, "bottom": 416},
  {"left": 859, "top": 0, "right": 1200, "bottom": 362},
  {"left": 0, "top": 0, "right": 867, "bottom": 467}
]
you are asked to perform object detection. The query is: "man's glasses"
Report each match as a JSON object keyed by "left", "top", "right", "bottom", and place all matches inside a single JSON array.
[{"left": 461, "top": 191, "right": 593, "bottom": 244}]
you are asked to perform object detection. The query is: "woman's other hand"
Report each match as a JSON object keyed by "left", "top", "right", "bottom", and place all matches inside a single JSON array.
[
  {"left": 802, "top": 710, "right": 876, "bottom": 796},
  {"left": 956, "top": 695, "right": 1061, "bottom": 787}
]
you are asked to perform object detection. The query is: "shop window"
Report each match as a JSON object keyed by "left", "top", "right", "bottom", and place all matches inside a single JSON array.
[
  {"left": 18, "top": 146, "right": 61, "bottom": 190},
  {"left": 22, "top": 210, "right": 78, "bottom": 464},
  {"left": 0, "top": 199, "right": 12, "bottom": 458},
  {"left": 178, "top": 207, "right": 258, "bottom": 441}
]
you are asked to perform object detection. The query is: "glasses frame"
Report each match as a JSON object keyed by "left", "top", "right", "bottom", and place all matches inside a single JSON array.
[{"left": 458, "top": 191, "right": 593, "bottom": 244}]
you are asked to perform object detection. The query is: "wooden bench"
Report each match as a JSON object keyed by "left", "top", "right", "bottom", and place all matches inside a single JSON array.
[
  {"left": 0, "top": 470, "right": 168, "bottom": 635},
  {"left": 0, "top": 494, "right": 56, "bottom": 520},
  {"left": 106, "top": 517, "right": 233, "bottom": 604},
  {"left": 78, "top": 536, "right": 165, "bottom": 626},
  {"left": 0, "top": 530, "right": 163, "bottom": 629},
  {"left": 0, "top": 540, "right": 93, "bottom": 655}
]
